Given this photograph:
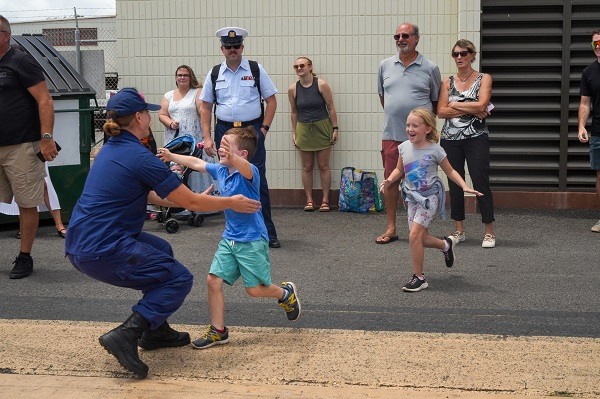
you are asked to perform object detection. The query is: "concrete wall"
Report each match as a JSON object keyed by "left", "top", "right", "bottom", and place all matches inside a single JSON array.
[{"left": 116, "top": 0, "right": 480, "bottom": 196}]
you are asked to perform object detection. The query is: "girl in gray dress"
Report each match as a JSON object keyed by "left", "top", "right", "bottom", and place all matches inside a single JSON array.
[{"left": 381, "top": 108, "right": 482, "bottom": 292}]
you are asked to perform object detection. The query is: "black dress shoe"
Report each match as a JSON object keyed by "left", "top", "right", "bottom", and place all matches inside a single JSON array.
[{"left": 268, "top": 238, "right": 281, "bottom": 248}]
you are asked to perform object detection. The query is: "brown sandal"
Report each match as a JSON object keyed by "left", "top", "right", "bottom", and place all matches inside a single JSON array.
[
  {"left": 319, "top": 203, "right": 330, "bottom": 212},
  {"left": 375, "top": 234, "right": 399, "bottom": 244},
  {"left": 303, "top": 202, "right": 315, "bottom": 212}
]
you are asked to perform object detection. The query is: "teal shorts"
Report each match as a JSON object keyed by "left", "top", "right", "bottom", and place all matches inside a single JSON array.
[{"left": 209, "top": 238, "right": 272, "bottom": 288}]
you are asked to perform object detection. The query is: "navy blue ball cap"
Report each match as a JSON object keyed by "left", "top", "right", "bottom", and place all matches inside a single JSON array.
[{"left": 106, "top": 87, "right": 161, "bottom": 117}]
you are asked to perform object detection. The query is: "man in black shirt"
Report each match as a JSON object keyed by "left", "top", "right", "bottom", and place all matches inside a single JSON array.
[{"left": 0, "top": 15, "right": 59, "bottom": 278}]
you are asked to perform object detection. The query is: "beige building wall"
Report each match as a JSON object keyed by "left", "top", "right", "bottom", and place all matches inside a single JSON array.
[{"left": 116, "top": 0, "right": 480, "bottom": 192}]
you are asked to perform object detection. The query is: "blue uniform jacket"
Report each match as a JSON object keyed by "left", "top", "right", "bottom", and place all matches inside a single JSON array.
[{"left": 65, "top": 131, "right": 181, "bottom": 256}]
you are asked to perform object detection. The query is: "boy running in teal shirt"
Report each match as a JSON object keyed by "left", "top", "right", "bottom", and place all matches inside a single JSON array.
[{"left": 158, "top": 126, "right": 300, "bottom": 349}]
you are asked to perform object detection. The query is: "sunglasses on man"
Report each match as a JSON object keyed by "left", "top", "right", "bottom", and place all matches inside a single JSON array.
[
  {"left": 592, "top": 40, "right": 600, "bottom": 49},
  {"left": 223, "top": 44, "right": 242, "bottom": 50},
  {"left": 393, "top": 33, "right": 415, "bottom": 41}
]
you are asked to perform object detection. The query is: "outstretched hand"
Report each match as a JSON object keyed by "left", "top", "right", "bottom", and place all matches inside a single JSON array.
[
  {"left": 379, "top": 179, "right": 392, "bottom": 193},
  {"left": 157, "top": 147, "right": 172, "bottom": 162},
  {"left": 464, "top": 187, "right": 484, "bottom": 196},
  {"left": 230, "top": 194, "right": 261, "bottom": 213}
]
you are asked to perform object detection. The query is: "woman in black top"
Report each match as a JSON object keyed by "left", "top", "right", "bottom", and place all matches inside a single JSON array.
[{"left": 288, "top": 56, "right": 339, "bottom": 212}]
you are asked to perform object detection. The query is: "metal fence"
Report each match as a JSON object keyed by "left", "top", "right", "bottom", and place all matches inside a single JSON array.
[{"left": 12, "top": 18, "right": 117, "bottom": 156}]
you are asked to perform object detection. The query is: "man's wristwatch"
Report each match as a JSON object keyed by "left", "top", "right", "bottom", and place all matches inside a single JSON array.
[
  {"left": 261, "top": 125, "right": 270, "bottom": 132},
  {"left": 42, "top": 133, "right": 53, "bottom": 141}
]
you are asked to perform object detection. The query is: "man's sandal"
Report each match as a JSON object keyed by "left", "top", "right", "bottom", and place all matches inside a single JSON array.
[{"left": 375, "top": 234, "right": 399, "bottom": 244}]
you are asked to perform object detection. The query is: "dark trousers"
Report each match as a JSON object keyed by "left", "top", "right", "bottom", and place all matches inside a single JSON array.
[
  {"left": 68, "top": 232, "right": 193, "bottom": 329},
  {"left": 440, "top": 135, "right": 495, "bottom": 224},
  {"left": 215, "top": 122, "right": 278, "bottom": 240}
]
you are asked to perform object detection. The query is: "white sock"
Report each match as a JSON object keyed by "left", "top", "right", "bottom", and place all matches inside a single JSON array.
[{"left": 443, "top": 240, "right": 450, "bottom": 252}]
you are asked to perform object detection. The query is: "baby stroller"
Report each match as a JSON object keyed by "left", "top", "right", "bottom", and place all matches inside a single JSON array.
[{"left": 149, "top": 134, "right": 217, "bottom": 233}]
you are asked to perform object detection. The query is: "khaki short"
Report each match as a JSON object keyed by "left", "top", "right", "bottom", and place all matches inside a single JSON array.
[{"left": 0, "top": 142, "right": 46, "bottom": 208}]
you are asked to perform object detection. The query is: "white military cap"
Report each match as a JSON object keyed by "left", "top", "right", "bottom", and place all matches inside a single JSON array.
[{"left": 215, "top": 27, "right": 248, "bottom": 45}]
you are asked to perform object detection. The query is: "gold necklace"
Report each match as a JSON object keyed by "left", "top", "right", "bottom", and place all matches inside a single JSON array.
[{"left": 457, "top": 69, "right": 475, "bottom": 83}]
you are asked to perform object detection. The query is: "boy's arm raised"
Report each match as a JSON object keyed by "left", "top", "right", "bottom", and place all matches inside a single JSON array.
[
  {"left": 158, "top": 148, "right": 207, "bottom": 172},
  {"left": 221, "top": 136, "right": 253, "bottom": 179}
]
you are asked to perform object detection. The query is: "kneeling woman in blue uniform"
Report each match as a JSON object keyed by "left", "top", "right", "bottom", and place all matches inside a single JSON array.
[{"left": 65, "top": 88, "right": 260, "bottom": 379}]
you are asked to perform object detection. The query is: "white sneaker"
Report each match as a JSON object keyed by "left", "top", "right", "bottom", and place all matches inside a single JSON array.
[
  {"left": 482, "top": 234, "right": 496, "bottom": 248},
  {"left": 448, "top": 231, "right": 465, "bottom": 245},
  {"left": 592, "top": 220, "right": 600, "bottom": 233}
]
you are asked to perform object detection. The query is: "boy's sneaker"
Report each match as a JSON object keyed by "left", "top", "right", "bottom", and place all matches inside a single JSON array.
[
  {"left": 591, "top": 220, "right": 600, "bottom": 233},
  {"left": 449, "top": 231, "right": 465, "bottom": 244},
  {"left": 190, "top": 325, "right": 229, "bottom": 349},
  {"left": 9, "top": 254, "right": 33, "bottom": 279},
  {"left": 278, "top": 282, "right": 301, "bottom": 321},
  {"left": 402, "top": 274, "right": 428, "bottom": 292},
  {"left": 442, "top": 237, "right": 454, "bottom": 267}
]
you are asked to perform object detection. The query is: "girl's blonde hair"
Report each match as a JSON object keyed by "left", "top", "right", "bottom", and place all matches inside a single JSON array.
[
  {"left": 296, "top": 56, "right": 317, "bottom": 77},
  {"left": 409, "top": 107, "right": 440, "bottom": 142}
]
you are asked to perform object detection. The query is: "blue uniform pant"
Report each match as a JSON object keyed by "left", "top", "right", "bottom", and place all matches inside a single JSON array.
[
  {"left": 215, "top": 122, "right": 278, "bottom": 240},
  {"left": 440, "top": 135, "right": 495, "bottom": 224},
  {"left": 67, "top": 232, "right": 193, "bottom": 329}
]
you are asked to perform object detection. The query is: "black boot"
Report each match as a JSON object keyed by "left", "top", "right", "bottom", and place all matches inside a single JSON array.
[
  {"left": 138, "top": 321, "right": 190, "bottom": 350},
  {"left": 99, "top": 312, "right": 150, "bottom": 378}
]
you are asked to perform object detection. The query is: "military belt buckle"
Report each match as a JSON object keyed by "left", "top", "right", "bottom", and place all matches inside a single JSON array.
[{"left": 233, "top": 121, "right": 242, "bottom": 127}]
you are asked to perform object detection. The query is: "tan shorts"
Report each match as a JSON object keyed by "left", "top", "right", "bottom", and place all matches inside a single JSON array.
[
  {"left": 0, "top": 142, "right": 46, "bottom": 208},
  {"left": 381, "top": 140, "right": 401, "bottom": 178}
]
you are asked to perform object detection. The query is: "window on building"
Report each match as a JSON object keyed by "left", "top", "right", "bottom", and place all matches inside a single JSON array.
[{"left": 42, "top": 28, "right": 98, "bottom": 46}]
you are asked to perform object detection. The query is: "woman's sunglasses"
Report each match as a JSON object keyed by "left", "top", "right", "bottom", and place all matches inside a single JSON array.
[
  {"left": 452, "top": 50, "right": 472, "bottom": 58},
  {"left": 293, "top": 64, "right": 306, "bottom": 70}
]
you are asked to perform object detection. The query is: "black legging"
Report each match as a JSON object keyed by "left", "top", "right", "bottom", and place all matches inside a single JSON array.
[{"left": 440, "top": 134, "right": 495, "bottom": 224}]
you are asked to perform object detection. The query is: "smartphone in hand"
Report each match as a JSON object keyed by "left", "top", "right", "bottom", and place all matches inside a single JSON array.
[{"left": 36, "top": 142, "right": 62, "bottom": 162}]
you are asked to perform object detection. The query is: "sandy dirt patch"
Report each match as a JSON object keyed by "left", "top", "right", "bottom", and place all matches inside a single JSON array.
[{"left": 0, "top": 319, "right": 599, "bottom": 398}]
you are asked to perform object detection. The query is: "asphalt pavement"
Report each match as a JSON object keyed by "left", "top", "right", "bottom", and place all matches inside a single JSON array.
[{"left": 1, "top": 206, "right": 599, "bottom": 338}]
